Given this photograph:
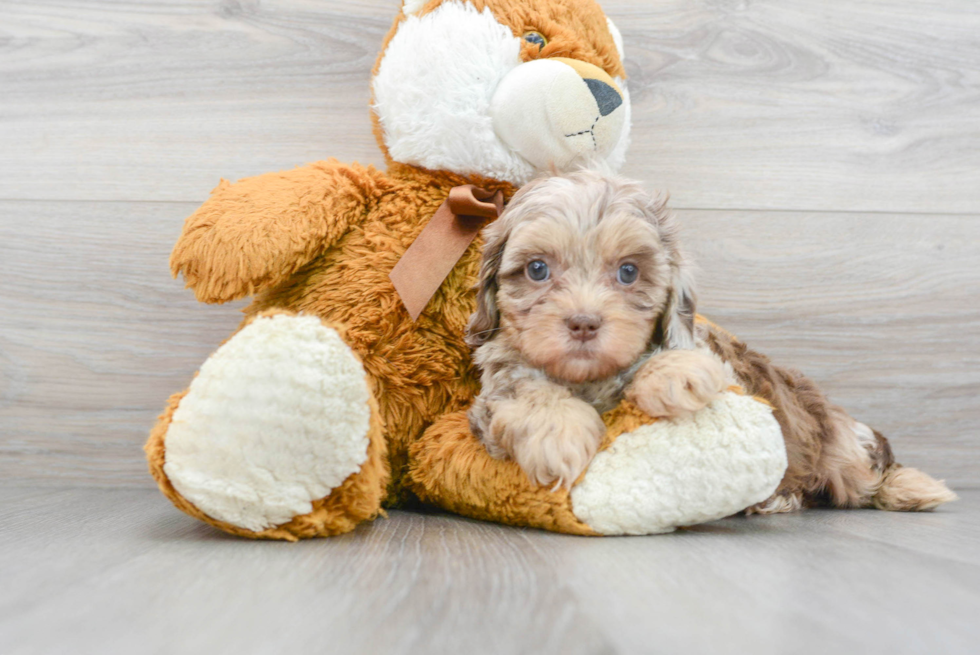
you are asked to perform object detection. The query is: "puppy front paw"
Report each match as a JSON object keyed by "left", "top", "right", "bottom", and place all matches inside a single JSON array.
[
  {"left": 490, "top": 399, "right": 605, "bottom": 489},
  {"left": 627, "top": 350, "right": 727, "bottom": 420}
]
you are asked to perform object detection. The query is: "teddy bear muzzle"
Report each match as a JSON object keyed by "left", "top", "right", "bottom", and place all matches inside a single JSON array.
[{"left": 490, "top": 57, "right": 628, "bottom": 170}]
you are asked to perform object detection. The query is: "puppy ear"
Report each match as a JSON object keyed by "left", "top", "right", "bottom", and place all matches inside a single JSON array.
[
  {"left": 647, "top": 191, "right": 697, "bottom": 350},
  {"left": 654, "top": 253, "right": 697, "bottom": 350},
  {"left": 465, "top": 220, "right": 509, "bottom": 348},
  {"left": 466, "top": 172, "right": 556, "bottom": 347}
]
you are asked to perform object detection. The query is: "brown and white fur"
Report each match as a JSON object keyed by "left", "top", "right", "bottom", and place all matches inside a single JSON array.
[
  {"left": 466, "top": 168, "right": 728, "bottom": 487},
  {"left": 466, "top": 169, "right": 957, "bottom": 512}
]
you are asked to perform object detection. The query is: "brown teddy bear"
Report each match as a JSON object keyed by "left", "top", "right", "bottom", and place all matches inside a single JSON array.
[{"left": 146, "top": 0, "right": 949, "bottom": 541}]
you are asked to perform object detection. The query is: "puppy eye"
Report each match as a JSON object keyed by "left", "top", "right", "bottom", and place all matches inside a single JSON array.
[
  {"left": 526, "top": 259, "right": 550, "bottom": 282},
  {"left": 522, "top": 31, "right": 548, "bottom": 50},
  {"left": 617, "top": 263, "right": 638, "bottom": 285}
]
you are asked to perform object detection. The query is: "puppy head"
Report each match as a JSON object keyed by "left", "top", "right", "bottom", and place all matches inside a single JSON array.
[{"left": 467, "top": 168, "right": 695, "bottom": 384}]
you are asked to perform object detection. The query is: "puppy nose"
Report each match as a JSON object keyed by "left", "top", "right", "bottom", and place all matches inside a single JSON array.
[
  {"left": 566, "top": 314, "right": 603, "bottom": 341},
  {"left": 584, "top": 79, "right": 623, "bottom": 116}
]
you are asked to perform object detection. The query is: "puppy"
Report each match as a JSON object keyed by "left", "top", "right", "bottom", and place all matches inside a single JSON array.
[
  {"left": 466, "top": 169, "right": 728, "bottom": 488},
  {"left": 466, "top": 169, "right": 956, "bottom": 514}
]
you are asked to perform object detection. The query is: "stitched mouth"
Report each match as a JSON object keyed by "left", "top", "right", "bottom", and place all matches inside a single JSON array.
[{"left": 564, "top": 115, "right": 601, "bottom": 151}]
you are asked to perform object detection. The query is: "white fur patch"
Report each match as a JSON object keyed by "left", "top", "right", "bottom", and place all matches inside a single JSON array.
[
  {"left": 604, "top": 80, "right": 631, "bottom": 171},
  {"left": 570, "top": 393, "right": 787, "bottom": 535},
  {"left": 852, "top": 420, "right": 877, "bottom": 449},
  {"left": 606, "top": 18, "right": 625, "bottom": 62},
  {"left": 374, "top": 2, "right": 535, "bottom": 184},
  {"left": 163, "top": 314, "right": 372, "bottom": 532},
  {"left": 402, "top": 0, "right": 427, "bottom": 16}
]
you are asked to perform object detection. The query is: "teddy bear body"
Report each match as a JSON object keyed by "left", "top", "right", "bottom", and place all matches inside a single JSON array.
[
  {"left": 248, "top": 166, "right": 485, "bottom": 505},
  {"left": 191, "top": 162, "right": 514, "bottom": 503},
  {"left": 146, "top": 0, "right": 794, "bottom": 540}
]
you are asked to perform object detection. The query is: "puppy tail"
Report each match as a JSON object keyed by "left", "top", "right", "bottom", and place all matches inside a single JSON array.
[{"left": 872, "top": 464, "right": 958, "bottom": 512}]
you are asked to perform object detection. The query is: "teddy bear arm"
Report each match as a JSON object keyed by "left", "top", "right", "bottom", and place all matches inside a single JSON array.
[{"left": 170, "top": 160, "right": 379, "bottom": 303}]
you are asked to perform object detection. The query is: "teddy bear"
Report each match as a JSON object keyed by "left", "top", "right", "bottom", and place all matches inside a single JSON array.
[{"left": 145, "top": 0, "right": 791, "bottom": 540}]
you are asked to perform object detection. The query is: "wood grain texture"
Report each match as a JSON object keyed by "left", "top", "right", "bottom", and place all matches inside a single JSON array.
[
  {"left": 0, "top": 0, "right": 391, "bottom": 203},
  {"left": 620, "top": 0, "right": 980, "bottom": 213},
  {"left": 1, "top": 0, "right": 978, "bottom": 212},
  {"left": 0, "top": 487, "right": 978, "bottom": 655},
  {"left": 0, "top": 200, "right": 246, "bottom": 485},
  {"left": 1, "top": 201, "right": 977, "bottom": 488}
]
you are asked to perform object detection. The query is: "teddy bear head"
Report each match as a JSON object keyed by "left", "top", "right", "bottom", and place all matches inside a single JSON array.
[{"left": 371, "top": 0, "right": 630, "bottom": 186}]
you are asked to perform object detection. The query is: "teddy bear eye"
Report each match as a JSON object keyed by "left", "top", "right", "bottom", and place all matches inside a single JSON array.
[
  {"left": 526, "top": 259, "right": 550, "bottom": 282},
  {"left": 523, "top": 31, "right": 547, "bottom": 50},
  {"left": 617, "top": 263, "right": 638, "bottom": 285}
]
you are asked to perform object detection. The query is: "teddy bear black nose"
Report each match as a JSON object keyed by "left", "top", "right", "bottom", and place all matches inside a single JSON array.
[{"left": 584, "top": 78, "right": 623, "bottom": 116}]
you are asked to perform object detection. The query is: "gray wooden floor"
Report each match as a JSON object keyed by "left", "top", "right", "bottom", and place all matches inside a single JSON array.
[{"left": 0, "top": 486, "right": 977, "bottom": 655}]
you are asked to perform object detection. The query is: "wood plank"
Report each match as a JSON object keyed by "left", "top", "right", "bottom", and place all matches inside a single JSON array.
[
  {"left": 1, "top": 200, "right": 977, "bottom": 488},
  {"left": 0, "top": 0, "right": 391, "bottom": 202},
  {"left": 1, "top": 0, "right": 978, "bottom": 213},
  {"left": 0, "top": 200, "right": 246, "bottom": 485},
  {"left": 620, "top": 0, "right": 980, "bottom": 213},
  {"left": 0, "top": 487, "right": 978, "bottom": 654}
]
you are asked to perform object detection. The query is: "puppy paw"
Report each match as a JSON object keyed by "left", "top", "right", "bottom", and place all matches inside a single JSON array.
[
  {"left": 745, "top": 492, "right": 804, "bottom": 515},
  {"left": 627, "top": 350, "right": 727, "bottom": 420},
  {"left": 492, "top": 398, "right": 605, "bottom": 489}
]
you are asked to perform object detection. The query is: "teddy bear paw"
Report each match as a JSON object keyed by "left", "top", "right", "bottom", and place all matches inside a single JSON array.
[
  {"left": 570, "top": 393, "right": 788, "bottom": 535},
  {"left": 161, "top": 313, "right": 374, "bottom": 532}
]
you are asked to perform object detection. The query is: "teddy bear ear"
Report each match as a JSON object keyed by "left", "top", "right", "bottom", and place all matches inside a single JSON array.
[
  {"left": 402, "top": 0, "right": 428, "bottom": 16},
  {"left": 606, "top": 17, "right": 625, "bottom": 62}
]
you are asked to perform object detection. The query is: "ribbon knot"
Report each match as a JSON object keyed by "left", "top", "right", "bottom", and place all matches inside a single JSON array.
[{"left": 389, "top": 185, "right": 504, "bottom": 321}]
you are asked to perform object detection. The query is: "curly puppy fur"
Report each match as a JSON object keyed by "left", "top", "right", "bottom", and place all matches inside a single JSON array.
[
  {"left": 466, "top": 169, "right": 727, "bottom": 487},
  {"left": 700, "top": 326, "right": 957, "bottom": 512}
]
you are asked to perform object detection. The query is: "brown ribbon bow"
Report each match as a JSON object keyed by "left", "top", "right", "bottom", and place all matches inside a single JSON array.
[{"left": 389, "top": 184, "right": 504, "bottom": 321}]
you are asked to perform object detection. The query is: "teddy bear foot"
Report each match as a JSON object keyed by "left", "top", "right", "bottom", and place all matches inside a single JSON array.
[
  {"left": 146, "top": 312, "right": 388, "bottom": 540},
  {"left": 410, "top": 393, "right": 787, "bottom": 536},
  {"left": 569, "top": 394, "right": 787, "bottom": 534}
]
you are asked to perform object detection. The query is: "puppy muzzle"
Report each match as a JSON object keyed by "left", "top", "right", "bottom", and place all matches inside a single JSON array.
[{"left": 490, "top": 58, "right": 628, "bottom": 170}]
